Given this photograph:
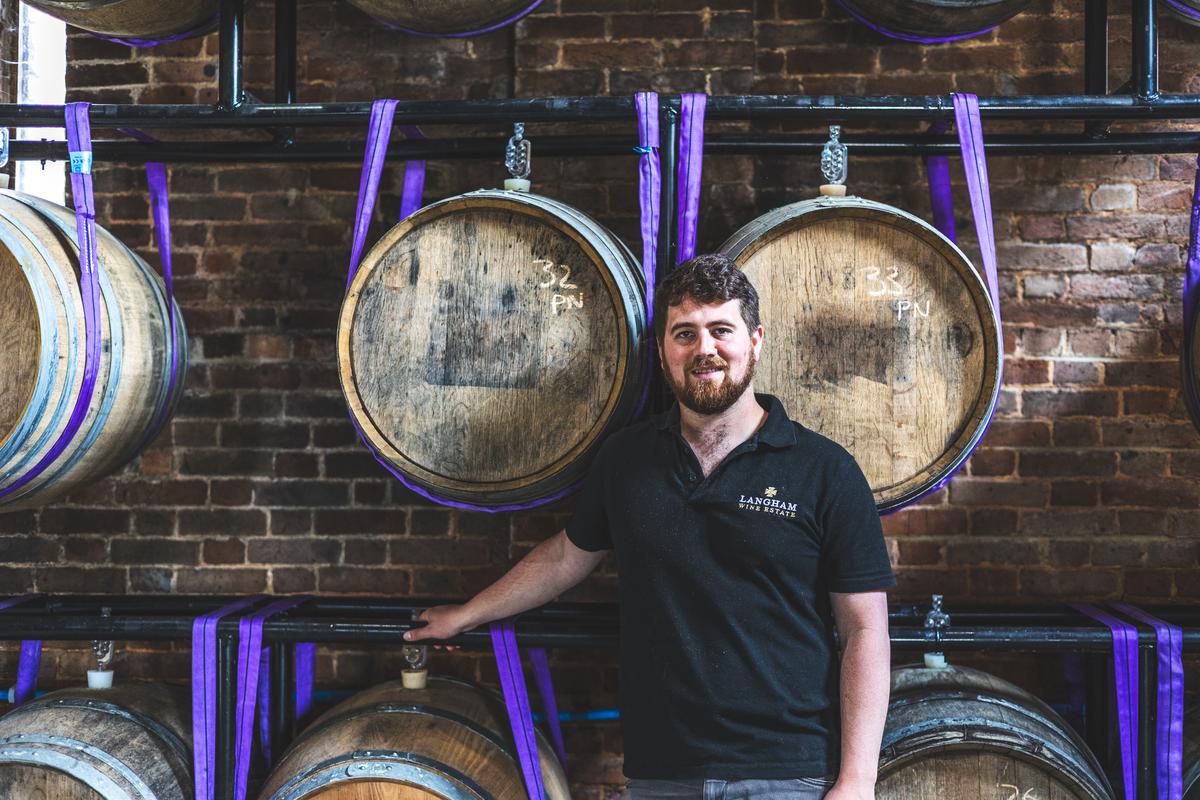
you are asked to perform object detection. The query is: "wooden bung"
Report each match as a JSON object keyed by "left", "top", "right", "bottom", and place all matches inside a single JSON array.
[
  {"left": 260, "top": 676, "right": 570, "bottom": 800},
  {"left": 337, "top": 189, "right": 648, "bottom": 508},
  {"left": 344, "top": 0, "right": 538, "bottom": 35},
  {"left": 879, "top": 665, "right": 1113, "bottom": 800},
  {"left": 0, "top": 191, "right": 187, "bottom": 510},
  {"left": 21, "top": 0, "right": 218, "bottom": 40},
  {"left": 720, "top": 193, "right": 1001, "bottom": 512}
]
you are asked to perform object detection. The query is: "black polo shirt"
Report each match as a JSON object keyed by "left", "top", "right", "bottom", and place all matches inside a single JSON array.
[{"left": 566, "top": 393, "right": 895, "bottom": 779}]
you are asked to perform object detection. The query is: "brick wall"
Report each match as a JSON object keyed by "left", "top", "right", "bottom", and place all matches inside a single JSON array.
[{"left": 1, "top": 0, "right": 1199, "bottom": 791}]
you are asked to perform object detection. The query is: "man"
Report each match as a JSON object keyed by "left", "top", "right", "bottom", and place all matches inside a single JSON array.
[{"left": 406, "top": 254, "right": 895, "bottom": 800}]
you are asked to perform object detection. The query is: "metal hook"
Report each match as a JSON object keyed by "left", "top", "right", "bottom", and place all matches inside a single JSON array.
[
  {"left": 505, "top": 122, "right": 532, "bottom": 180},
  {"left": 820, "top": 124, "right": 847, "bottom": 186}
]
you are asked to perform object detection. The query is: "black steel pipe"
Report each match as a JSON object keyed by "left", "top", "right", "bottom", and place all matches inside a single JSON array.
[
  {"left": 5, "top": 94, "right": 1200, "bottom": 130},
  {"left": 1132, "top": 0, "right": 1159, "bottom": 101},
  {"left": 1085, "top": 653, "right": 1112, "bottom": 786},
  {"left": 1085, "top": 0, "right": 1109, "bottom": 96},
  {"left": 10, "top": 131, "right": 1200, "bottom": 165},
  {"left": 217, "top": 633, "right": 236, "bottom": 800},
  {"left": 269, "top": 643, "right": 293, "bottom": 758},
  {"left": 273, "top": 0, "right": 297, "bottom": 106},
  {"left": 659, "top": 103, "right": 679, "bottom": 277},
  {"left": 218, "top": 0, "right": 246, "bottom": 111}
]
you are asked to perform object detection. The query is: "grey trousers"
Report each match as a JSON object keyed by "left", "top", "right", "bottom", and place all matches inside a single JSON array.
[{"left": 626, "top": 777, "right": 836, "bottom": 800}]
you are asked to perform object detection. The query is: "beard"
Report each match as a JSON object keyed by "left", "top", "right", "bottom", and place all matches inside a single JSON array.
[{"left": 663, "top": 352, "right": 756, "bottom": 415}]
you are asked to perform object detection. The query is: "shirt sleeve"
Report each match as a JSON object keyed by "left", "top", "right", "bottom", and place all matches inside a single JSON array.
[
  {"left": 564, "top": 440, "right": 614, "bottom": 552},
  {"left": 818, "top": 451, "right": 896, "bottom": 593}
]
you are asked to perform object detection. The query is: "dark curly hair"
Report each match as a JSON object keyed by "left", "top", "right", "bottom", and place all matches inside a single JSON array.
[{"left": 652, "top": 253, "right": 761, "bottom": 341}]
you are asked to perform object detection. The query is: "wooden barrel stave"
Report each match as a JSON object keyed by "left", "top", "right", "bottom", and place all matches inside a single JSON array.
[
  {"left": 344, "top": 0, "right": 539, "bottom": 35},
  {"left": 719, "top": 195, "right": 1001, "bottom": 512},
  {"left": 880, "top": 665, "right": 1113, "bottom": 800},
  {"left": 21, "top": 0, "right": 218, "bottom": 40},
  {"left": 260, "top": 676, "right": 570, "bottom": 800},
  {"left": 836, "top": 0, "right": 1033, "bottom": 39},
  {"left": 0, "top": 191, "right": 186, "bottom": 510},
  {"left": 339, "top": 189, "right": 647, "bottom": 508},
  {"left": 0, "top": 683, "right": 192, "bottom": 800}
]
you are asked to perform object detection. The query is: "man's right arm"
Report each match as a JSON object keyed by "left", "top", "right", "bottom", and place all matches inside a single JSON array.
[{"left": 403, "top": 529, "right": 607, "bottom": 642}]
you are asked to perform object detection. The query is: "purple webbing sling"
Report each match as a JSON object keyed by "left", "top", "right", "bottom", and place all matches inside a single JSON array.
[
  {"left": 675, "top": 93, "right": 706, "bottom": 264},
  {"left": 0, "top": 595, "right": 42, "bottom": 706},
  {"left": 233, "top": 597, "right": 306, "bottom": 800},
  {"left": 255, "top": 642, "right": 318, "bottom": 765},
  {"left": 529, "top": 647, "right": 568, "bottom": 770},
  {"left": 115, "top": 128, "right": 181, "bottom": 451},
  {"left": 1071, "top": 603, "right": 1138, "bottom": 800},
  {"left": 373, "top": 0, "right": 543, "bottom": 38},
  {"left": 901, "top": 93, "right": 1003, "bottom": 507},
  {"left": 632, "top": 91, "right": 661, "bottom": 419},
  {"left": 491, "top": 619, "right": 546, "bottom": 800},
  {"left": 90, "top": 15, "right": 218, "bottom": 48},
  {"left": 1182, "top": 155, "right": 1200, "bottom": 430},
  {"left": 925, "top": 120, "right": 958, "bottom": 242},
  {"left": 192, "top": 596, "right": 262, "bottom": 800},
  {"left": 0, "top": 103, "right": 103, "bottom": 503},
  {"left": 1112, "top": 603, "right": 1184, "bottom": 800},
  {"left": 1165, "top": 0, "right": 1200, "bottom": 22},
  {"left": 833, "top": 0, "right": 999, "bottom": 43}
]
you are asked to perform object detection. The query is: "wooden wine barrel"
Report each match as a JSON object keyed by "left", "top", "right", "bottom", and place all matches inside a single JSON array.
[
  {"left": 836, "top": 0, "right": 1033, "bottom": 40},
  {"left": 344, "top": 0, "right": 541, "bottom": 36},
  {"left": 338, "top": 189, "right": 648, "bottom": 508},
  {"left": 880, "top": 665, "right": 1113, "bottom": 800},
  {"left": 0, "top": 191, "right": 187, "bottom": 510},
  {"left": 719, "top": 194, "right": 1002, "bottom": 512},
  {"left": 20, "top": 0, "right": 218, "bottom": 41},
  {"left": 1166, "top": 0, "right": 1200, "bottom": 26},
  {"left": 0, "top": 683, "right": 192, "bottom": 799},
  {"left": 258, "top": 675, "right": 570, "bottom": 800}
]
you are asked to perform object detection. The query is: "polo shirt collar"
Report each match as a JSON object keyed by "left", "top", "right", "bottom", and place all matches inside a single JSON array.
[{"left": 651, "top": 392, "right": 798, "bottom": 449}]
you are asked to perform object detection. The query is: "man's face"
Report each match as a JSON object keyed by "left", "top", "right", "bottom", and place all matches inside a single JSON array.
[{"left": 658, "top": 296, "right": 764, "bottom": 415}]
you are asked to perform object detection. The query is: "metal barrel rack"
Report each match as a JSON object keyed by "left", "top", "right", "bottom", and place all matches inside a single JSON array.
[{"left": 0, "top": 595, "right": 1195, "bottom": 799}]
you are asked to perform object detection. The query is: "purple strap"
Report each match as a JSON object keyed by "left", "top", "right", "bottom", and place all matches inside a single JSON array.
[
  {"left": 887, "top": 94, "right": 1002, "bottom": 511},
  {"left": 373, "top": 0, "right": 542, "bottom": 37},
  {"left": 116, "top": 128, "right": 181, "bottom": 450},
  {"left": 0, "top": 594, "right": 42, "bottom": 707},
  {"left": 1112, "top": 603, "right": 1184, "bottom": 800},
  {"left": 89, "top": 14, "right": 218, "bottom": 47},
  {"left": 233, "top": 597, "right": 306, "bottom": 800},
  {"left": 833, "top": 0, "right": 999, "bottom": 43},
  {"left": 675, "top": 94, "right": 706, "bottom": 264},
  {"left": 491, "top": 619, "right": 545, "bottom": 800},
  {"left": 1072, "top": 603, "right": 1138, "bottom": 800},
  {"left": 1183, "top": 155, "right": 1200, "bottom": 428},
  {"left": 344, "top": 100, "right": 578, "bottom": 512},
  {"left": 528, "top": 647, "right": 568, "bottom": 771},
  {"left": 1165, "top": 0, "right": 1200, "bottom": 22},
  {"left": 0, "top": 103, "right": 102, "bottom": 502},
  {"left": 925, "top": 121, "right": 958, "bottom": 242},
  {"left": 191, "top": 596, "right": 261, "bottom": 800},
  {"left": 295, "top": 641, "right": 316, "bottom": 725},
  {"left": 634, "top": 92, "right": 660, "bottom": 326},
  {"left": 255, "top": 641, "right": 317, "bottom": 764}
]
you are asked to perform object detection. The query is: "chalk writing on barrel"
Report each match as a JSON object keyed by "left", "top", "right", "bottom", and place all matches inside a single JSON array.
[
  {"left": 862, "top": 266, "right": 905, "bottom": 297},
  {"left": 998, "top": 784, "right": 1038, "bottom": 800},
  {"left": 534, "top": 258, "right": 583, "bottom": 313}
]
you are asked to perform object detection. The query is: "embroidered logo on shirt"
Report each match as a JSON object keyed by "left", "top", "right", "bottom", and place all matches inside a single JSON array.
[{"left": 738, "top": 488, "right": 797, "bottom": 518}]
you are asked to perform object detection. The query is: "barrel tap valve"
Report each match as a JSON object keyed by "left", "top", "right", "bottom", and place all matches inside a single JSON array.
[
  {"left": 819, "top": 125, "right": 848, "bottom": 198},
  {"left": 504, "top": 122, "right": 533, "bottom": 193},
  {"left": 402, "top": 611, "right": 429, "bottom": 690},
  {"left": 923, "top": 594, "right": 951, "bottom": 669},
  {"left": 89, "top": 607, "right": 115, "bottom": 689}
]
